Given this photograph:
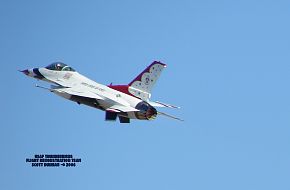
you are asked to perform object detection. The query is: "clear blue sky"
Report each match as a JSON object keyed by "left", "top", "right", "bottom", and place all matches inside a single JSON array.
[{"left": 1, "top": 0, "right": 290, "bottom": 189}]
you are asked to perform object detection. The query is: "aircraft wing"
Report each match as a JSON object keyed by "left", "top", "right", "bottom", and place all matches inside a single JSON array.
[
  {"left": 106, "top": 105, "right": 139, "bottom": 113},
  {"left": 53, "top": 87, "right": 139, "bottom": 113},
  {"left": 52, "top": 87, "right": 104, "bottom": 100}
]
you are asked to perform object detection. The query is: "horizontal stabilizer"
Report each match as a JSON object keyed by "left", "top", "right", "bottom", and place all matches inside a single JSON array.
[
  {"left": 157, "top": 111, "right": 184, "bottom": 121},
  {"left": 148, "top": 100, "right": 180, "bottom": 109}
]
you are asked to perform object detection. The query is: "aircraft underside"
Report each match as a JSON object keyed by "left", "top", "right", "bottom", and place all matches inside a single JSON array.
[{"left": 68, "top": 95, "right": 156, "bottom": 123}]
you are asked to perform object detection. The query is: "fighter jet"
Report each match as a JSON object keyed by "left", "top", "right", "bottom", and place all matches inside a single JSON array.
[{"left": 20, "top": 61, "right": 182, "bottom": 123}]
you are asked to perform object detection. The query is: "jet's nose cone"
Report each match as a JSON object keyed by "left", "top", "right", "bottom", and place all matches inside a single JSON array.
[
  {"left": 19, "top": 69, "right": 29, "bottom": 75},
  {"left": 19, "top": 68, "right": 45, "bottom": 80}
]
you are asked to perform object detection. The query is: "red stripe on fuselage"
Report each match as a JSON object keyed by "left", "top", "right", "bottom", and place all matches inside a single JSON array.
[{"left": 107, "top": 84, "right": 140, "bottom": 99}]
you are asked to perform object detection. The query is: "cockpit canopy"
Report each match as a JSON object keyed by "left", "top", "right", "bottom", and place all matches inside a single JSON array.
[{"left": 45, "top": 62, "right": 75, "bottom": 72}]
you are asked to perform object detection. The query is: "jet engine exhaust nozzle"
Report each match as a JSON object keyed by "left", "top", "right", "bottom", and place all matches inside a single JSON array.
[{"left": 134, "top": 101, "right": 157, "bottom": 120}]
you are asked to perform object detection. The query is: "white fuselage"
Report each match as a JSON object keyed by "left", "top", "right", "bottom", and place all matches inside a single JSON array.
[{"left": 38, "top": 68, "right": 143, "bottom": 119}]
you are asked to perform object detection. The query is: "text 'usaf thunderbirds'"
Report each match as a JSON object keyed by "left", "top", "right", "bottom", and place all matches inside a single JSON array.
[{"left": 20, "top": 61, "right": 182, "bottom": 123}]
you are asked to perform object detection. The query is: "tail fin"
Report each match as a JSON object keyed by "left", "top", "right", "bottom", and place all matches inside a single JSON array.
[
  {"left": 108, "top": 61, "right": 166, "bottom": 100},
  {"left": 128, "top": 61, "right": 166, "bottom": 100}
]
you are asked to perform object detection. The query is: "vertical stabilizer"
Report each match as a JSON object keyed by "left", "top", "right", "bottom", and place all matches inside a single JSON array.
[{"left": 128, "top": 61, "right": 166, "bottom": 100}]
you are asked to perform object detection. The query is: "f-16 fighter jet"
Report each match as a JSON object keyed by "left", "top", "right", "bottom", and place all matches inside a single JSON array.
[{"left": 20, "top": 61, "right": 182, "bottom": 123}]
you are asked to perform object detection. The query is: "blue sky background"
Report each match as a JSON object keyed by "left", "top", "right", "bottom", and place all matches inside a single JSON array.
[{"left": 1, "top": 0, "right": 290, "bottom": 189}]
